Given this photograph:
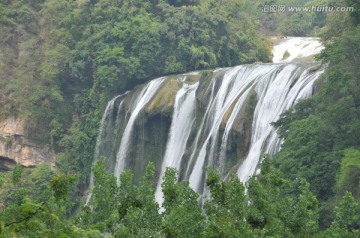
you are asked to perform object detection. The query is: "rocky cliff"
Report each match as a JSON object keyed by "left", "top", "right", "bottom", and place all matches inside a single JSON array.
[{"left": 0, "top": 117, "right": 55, "bottom": 171}]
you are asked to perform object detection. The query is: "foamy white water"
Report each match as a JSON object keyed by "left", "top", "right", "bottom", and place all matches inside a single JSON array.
[
  {"left": 114, "top": 78, "right": 165, "bottom": 184},
  {"left": 272, "top": 37, "right": 324, "bottom": 63},
  {"left": 155, "top": 80, "right": 198, "bottom": 206},
  {"left": 237, "top": 65, "right": 325, "bottom": 182},
  {"left": 89, "top": 37, "right": 325, "bottom": 206},
  {"left": 86, "top": 94, "right": 124, "bottom": 204}
]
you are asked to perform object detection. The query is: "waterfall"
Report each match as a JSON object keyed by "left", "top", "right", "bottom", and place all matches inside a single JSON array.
[
  {"left": 188, "top": 65, "right": 270, "bottom": 192},
  {"left": 272, "top": 37, "right": 324, "bottom": 63},
  {"left": 155, "top": 80, "right": 198, "bottom": 206},
  {"left": 236, "top": 64, "right": 325, "bottom": 182},
  {"left": 86, "top": 94, "right": 125, "bottom": 204},
  {"left": 90, "top": 37, "right": 325, "bottom": 206},
  {"left": 114, "top": 77, "right": 166, "bottom": 184}
]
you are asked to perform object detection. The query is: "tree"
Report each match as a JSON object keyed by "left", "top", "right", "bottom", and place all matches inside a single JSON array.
[
  {"left": 115, "top": 163, "right": 161, "bottom": 237},
  {"left": 247, "top": 157, "right": 319, "bottom": 237},
  {"left": 336, "top": 149, "right": 360, "bottom": 200},
  {"left": 88, "top": 158, "right": 118, "bottom": 228},
  {"left": 346, "top": 0, "right": 360, "bottom": 26},
  {"left": 204, "top": 168, "right": 252, "bottom": 237},
  {"left": 320, "top": 192, "right": 360, "bottom": 237},
  {"left": 275, "top": 115, "right": 339, "bottom": 200},
  {"left": 0, "top": 164, "right": 98, "bottom": 237},
  {"left": 12, "top": 164, "right": 23, "bottom": 185},
  {"left": 161, "top": 167, "right": 205, "bottom": 237}
]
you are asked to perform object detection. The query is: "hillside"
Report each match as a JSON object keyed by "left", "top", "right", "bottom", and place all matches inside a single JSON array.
[{"left": 0, "top": 0, "right": 360, "bottom": 237}]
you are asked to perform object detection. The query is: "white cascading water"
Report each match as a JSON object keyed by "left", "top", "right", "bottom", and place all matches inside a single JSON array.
[
  {"left": 155, "top": 80, "right": 198, "bottom": 206},
  {"left": 236, "top": 64, "right": 325, "bottom": 182},
  {"left": 272, "top": 37, "right": 324, "bottom": 63},
  {"left": 114, "top": 77, "right": 165, "bottom": 184},
  {"left": 89, "top": 37, "right": 325, "bottom": 206},
  {"left": 188, "top": 65, "right": 273, "bottom": 192},
  {"left": 86, "top": 94, "right": 123, "bottom": 204}
]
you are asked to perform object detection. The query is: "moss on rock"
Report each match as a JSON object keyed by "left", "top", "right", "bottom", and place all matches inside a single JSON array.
[{"left": 146, "top": 79, "right": 180, "bottom": 116}]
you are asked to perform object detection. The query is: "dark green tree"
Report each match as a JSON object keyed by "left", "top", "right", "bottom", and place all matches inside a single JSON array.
[
  {"left": 204, "top": 168, "right": 252, "bottom": 237},
  {"left": 161, "top": 167, "right": 205, "bottom": 237}
]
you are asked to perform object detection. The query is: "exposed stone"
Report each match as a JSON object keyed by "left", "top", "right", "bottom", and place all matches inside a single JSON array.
[
  {"left": 146, "top": 78, "right": 179, "bottom": 117},
  {"left": 282, "top": 50, "right": 290, "bottom": 61},
  {"left": 0, "top": 156, "right": 16, "bottom": 171},
  {"left": 0, "top": 117, "right": 55, "bottom": 170}
]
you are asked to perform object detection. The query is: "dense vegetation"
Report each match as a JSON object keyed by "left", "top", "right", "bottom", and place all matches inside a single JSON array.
[
  {"left": 0, "top": 0, "right": 271, "bottom": 186},
  {"left": 272, "top": 0, "right": 360, "bottom": 228},
  {"left": 0, "top": 0, "right": 360, "bottom": 237},
  {"left": 1, "top": 159, "right": 359, "bottom": 237},
  {"left": 259, "top": 0, "right": 326, "bottom": 36}
]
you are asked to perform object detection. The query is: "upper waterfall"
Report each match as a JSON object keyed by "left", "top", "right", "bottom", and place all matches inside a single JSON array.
[
  {"left": 90, "top": 37, "right": 325, "bottom": 206},
  {"left": 272, "top": 37, "right": 324, "bottom": 63}
]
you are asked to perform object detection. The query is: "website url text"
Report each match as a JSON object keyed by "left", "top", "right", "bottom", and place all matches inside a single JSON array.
[{"left": 263, "top": 5, "right": 354, "bottom": 13}]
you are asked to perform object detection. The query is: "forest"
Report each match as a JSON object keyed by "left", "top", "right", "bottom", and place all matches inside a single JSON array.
[{"left": 0, "top": 0, "right": 360, "bottom": 237}]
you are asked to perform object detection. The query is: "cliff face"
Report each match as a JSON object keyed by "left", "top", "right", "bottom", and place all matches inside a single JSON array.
[
  {"left": 91, "top": 61, "right": 325, "bottom": 203},
  {"left": 0, "top": 117, "right": 55, "bottom": 171}
]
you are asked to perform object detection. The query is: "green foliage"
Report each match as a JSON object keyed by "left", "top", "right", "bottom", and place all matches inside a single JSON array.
[
  {"left": 78, "top": 161, "right": 161, "bottom": 236},
  {"left": 275, "top": 115, "right": 340, "bottom": 200},
  {"left": 25, "top": 163, "right": 55, "bottom": 202},
  {"left": 346, "top": 0, "right": 360, "bottom": 26},
  {"left": 277, "top": 9, "right": 314, "bottom": 36},
  {"left": 2, "top": 0, "right": 360, "bottom": 236},
  {"left": 162, "top": 167, "right": 205, "bottom": 237},
  {"left": 59, "top": 112, "right": 102, "bottom": 186},
  {"left": 204, "top": 168, "right": 251, "bottom": 237},
  {"left": 320, "top": 192, "right": 360, "bottom": 237},
  {"left": 51, "top": 173, "right": 76, "bottom": 200},
  {"left": 258, "top": 0, "right": 322, "bottom": 36},
  {"left": 0, "top": 174, "right": 4, "bottom": 188},
  {"left": 116, "top": 163, "right": 161, "bottom": 237},
  {"left": 2, "top": 159, "right": 359, "bottom": 237},
  {"left": 0, "top": 163, "right": 90, "bottom": 237},
  {"left": 320, "top": 11, "right": 351, "bottom": 41},
  {"left": 273, "top": 7, "right": 360, "bottom": 228},
  {"left": 333, "top": 192, "right": 360, "bottom": 232},
  {"left": 336, "top": 149, "right": 360, "bottom": 199},
  {"left": 0, "top": 0, "right": 272, "bottom": 202},
  {"left": 167, "top": 0, "right": 200, "bottom": 7},
  {"left": 90, "top": 158, "right": 118, "bottom": 225},
  {"left": 246, "top": 157, "right": 319, "bottom": 237},
  {"left": 12, "top": 164, "right": 23, "bottom": 185}
]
